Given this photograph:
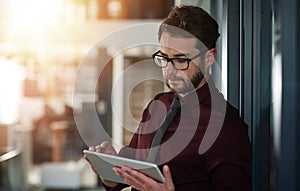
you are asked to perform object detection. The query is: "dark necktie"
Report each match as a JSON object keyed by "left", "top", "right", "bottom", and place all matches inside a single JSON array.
[{"left": 147, "top": 99, "right": 181, "bottom": 163}]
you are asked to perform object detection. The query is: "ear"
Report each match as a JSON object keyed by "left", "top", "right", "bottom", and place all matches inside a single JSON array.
[{"left": 204, "top": 48, "right": 217, "bottom": 69}]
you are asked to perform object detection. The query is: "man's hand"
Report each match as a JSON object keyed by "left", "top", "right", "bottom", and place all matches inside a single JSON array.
[
  {"left": 84, "top": 141, "right": 118, "bottom": 187},
  {"left": 93, "top": 141, "right": 117, "bottom": 155},
  {"left": 113, "top": 165, "right": 175, "bottom": 191}
]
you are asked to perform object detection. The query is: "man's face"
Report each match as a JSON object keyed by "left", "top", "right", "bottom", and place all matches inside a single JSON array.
[{"left": 159, "top": 32, "right": 205, "bottom": 95}]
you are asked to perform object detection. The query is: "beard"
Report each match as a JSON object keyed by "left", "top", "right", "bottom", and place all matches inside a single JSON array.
[{"left": 166, "top": 69, "right": 205, "bottom": 94}]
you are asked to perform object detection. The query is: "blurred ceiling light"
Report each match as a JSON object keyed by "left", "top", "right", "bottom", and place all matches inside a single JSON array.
[
  {"left": 0, "top": 57, "right": 22, "bottom": 124},
  {"left": 7, "top": 0, "right": 62, "bottom": 26},
  {"left": 108, "top": 0, "right": 122, "bottom": 18},
  {"left": 3, "top": 0, "right": 63, "bottom": 44}
]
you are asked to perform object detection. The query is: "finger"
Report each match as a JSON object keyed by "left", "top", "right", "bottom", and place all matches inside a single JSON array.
[
  {"left": 115, "top": 167, "right": 144, "bottom": 189},
  {"left": 125, "top": 167, "right": 154, "bottom": 185},
  {"left": 163, "top": 165, "right": 175, "bottom": 190},
  {"left": 100, "top": 141, "right": 111, "bottom": 148},
  {"left": 88, "top": 146, "right": 96, "bottom": 152},
  {"left": 95, "top": 141, "right": 116, "bottom": 155},
  {"left": 122, "top": 166, "right": 159, "bottom": 190},
  {"left": 84, "top": 154, "right": 90, "bottom": 162},
  {"left": 95, "top": 144, "right": 104, "bottom": 152}
]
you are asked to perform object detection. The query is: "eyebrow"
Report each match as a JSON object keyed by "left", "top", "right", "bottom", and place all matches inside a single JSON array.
[{"left": 159, "top": 51, "right": 191, "bottom": 58}]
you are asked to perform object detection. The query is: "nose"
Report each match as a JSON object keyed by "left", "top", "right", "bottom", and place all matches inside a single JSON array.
[{"left": 163, "top": 60, "right": 177, "bottom": 75}]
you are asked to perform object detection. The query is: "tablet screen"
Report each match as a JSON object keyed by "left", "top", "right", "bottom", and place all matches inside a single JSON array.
[{"left": 83, "top": 150, "right": 165, "bottom": 184}]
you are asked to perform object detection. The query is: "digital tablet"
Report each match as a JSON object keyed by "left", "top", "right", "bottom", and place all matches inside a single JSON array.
[{"left": 83, "top": 150, "right": 165, "bottom": 184}]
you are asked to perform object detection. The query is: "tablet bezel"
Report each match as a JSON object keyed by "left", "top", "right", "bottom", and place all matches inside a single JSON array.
[{"left": 83, "top": 150, "right": 165, "bottom": 184}]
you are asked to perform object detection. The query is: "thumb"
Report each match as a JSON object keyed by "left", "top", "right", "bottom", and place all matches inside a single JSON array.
[{"left": 163, "top": 165, "right": 174, "bottom": 189}]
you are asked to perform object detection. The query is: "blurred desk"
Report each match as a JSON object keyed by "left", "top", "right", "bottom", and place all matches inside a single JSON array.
[
  {"left": 0, "top": 148, "right": 20, "bottom": 163},
  {"left": 51, "top": 121, "right": 68, "bottom": 162},
  {"left": 0, "top": 147, "right": 22, "bottom": 191}
]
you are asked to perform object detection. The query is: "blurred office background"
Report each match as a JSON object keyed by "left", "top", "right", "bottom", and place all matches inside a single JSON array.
[{"left": 0, "top": 0, "right": 299, "bottom": 191}]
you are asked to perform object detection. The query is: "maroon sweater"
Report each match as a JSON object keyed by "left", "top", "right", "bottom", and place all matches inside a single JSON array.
[{"left": 104, "top": 82, "right": 251, "bottom": 191}]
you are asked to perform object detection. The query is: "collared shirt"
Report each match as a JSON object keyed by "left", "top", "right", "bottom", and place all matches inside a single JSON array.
[{"left": 105, "top": 82, "right": 251, "bottom": 191}]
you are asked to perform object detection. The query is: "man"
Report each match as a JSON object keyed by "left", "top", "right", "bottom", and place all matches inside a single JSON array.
[{"left": 85, "top": 5, "right": 251, "bottom": 191}]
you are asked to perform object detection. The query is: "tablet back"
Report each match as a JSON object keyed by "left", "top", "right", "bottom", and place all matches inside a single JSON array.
[{"left": 83, "top": 150, "right": 165, "bottom": 184}]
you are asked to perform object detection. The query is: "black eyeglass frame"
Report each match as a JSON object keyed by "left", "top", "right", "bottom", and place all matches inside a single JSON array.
[{"left": 152, "top": 50, "right": 206, "bottom": 70}]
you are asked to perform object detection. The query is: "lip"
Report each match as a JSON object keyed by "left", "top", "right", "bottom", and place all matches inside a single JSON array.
[
  {"left": 169, "top": 79, "right": 180, "bottom": 82},
  {"left": 168, "top": 79, "right": 181, "bottom": 85}
]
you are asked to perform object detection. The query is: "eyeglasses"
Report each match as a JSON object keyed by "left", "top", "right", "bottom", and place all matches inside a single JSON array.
[{"left": 152, "top": 50, "right": 205, "bottom": 70}]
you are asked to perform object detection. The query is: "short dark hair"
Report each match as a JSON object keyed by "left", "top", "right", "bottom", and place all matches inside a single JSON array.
[{"left": 158, "top": 5, "right": 220, "bottom": 50}]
